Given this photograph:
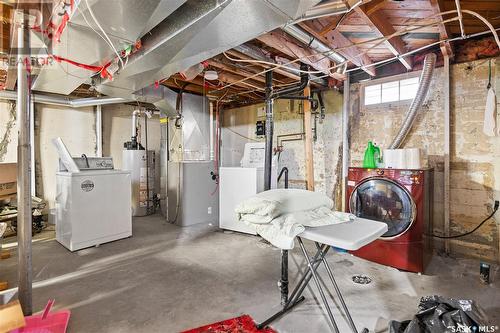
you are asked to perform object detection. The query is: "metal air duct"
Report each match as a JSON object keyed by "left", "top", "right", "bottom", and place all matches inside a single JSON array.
[
  {"left": 292, "top": 0, "right": 361, "bottom": 23},
  {"left": 0, "top": 90, "right": 129, "bottom": 107},
  {"left": 389, "top": 53, "right": 437, "bottom": 149},
  {"left": 281, "top": 24, "right": 346, "bottom": 72}
]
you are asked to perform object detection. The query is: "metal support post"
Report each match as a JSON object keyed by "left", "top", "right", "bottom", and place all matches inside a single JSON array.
[{"left": 16, "top": 9, "right": 33, "bottom": 315}]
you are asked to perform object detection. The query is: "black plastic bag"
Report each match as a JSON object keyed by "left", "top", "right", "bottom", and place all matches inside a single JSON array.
[{"left": 389, "top": 295, "right": 489, "bottom": 333}]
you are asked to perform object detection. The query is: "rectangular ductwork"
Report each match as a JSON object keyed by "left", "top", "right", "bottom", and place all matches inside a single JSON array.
[{"left": 29, "top": 0, "right": 324, "bottom": 98}]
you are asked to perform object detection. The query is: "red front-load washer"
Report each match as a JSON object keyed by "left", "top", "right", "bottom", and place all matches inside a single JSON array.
[{"left": 347, "top": 167, "right": 432, "bottom": 273}]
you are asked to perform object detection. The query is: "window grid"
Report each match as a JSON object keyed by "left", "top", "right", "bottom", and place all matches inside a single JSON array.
[{"left": 364, "top": 77, "right": 419, "bottom": 106}]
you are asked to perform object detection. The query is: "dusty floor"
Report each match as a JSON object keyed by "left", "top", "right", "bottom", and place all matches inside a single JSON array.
[{"left": 1, "top": 215, "right": 499, "bottom": 333}]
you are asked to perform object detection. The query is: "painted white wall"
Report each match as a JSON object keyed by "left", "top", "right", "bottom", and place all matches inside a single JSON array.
[{"left": 35, "top": 104, "right": 96, "bottom": 207}]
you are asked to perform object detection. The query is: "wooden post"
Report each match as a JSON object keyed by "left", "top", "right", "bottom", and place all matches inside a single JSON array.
[
  {"left": 303, "top": 85, "right": 314, "bottom": 191},
  {"left": 342, "top": 74, "right": 350, "bottom": 211},
  {"left": 444, "top": 55, "right": 450, "bottom": 254}
]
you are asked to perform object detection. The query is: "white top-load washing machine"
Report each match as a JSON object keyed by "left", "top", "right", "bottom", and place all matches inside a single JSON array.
[
  {"left": 219, "top": 142, "right": 277, "bottom": 234},
  {"left": 54, "top": 138, "right": 132, "bottom": 251}
]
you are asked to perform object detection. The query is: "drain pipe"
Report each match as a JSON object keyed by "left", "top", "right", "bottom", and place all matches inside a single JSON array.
[
  {"left": 389, "top": 53, "right": 437, "bottom": 149},
  {"left": 0, "top": 90, "right": 129, "bottom": 107},
  {"left": 265, "top": 63, "right": 310, "bottom": 190},
  {"left": 264, "top": 71, "right": 274, "bottom": 191}
]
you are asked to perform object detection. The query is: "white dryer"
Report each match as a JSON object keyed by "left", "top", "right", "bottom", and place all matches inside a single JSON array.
[{"left": 219, "top": 143, "right": 277, "bottom": 234}]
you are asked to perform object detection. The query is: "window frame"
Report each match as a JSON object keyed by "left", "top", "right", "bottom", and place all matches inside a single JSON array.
[{"left": 360, "top": 71, "right": 421, "bottom": 108}]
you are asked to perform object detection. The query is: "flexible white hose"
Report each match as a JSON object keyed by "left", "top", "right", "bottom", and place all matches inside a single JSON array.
[{"left": 84, "top": 0, "right": 124, "bottom": 68}]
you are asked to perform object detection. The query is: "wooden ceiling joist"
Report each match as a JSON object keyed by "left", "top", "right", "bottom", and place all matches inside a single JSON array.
[
  {"left": 224, "top": 49, "right": 301, "bottom": 82},
  {"left": 354, "top": 1, "right": 414, "bottom": 70},
  {"left": 257, "top": 30, "right": 345, "bottom": 80},
  {"left": 299, "top": 21, "right": 376, "bottom": 77},
  {"left": 429, "top": 0, "right": 454, "bottom": 58}
]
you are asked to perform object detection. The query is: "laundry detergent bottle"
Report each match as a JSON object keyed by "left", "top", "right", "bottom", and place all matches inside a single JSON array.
[{"left": 362, "top": 141, "right": 380, "bottom": 168}]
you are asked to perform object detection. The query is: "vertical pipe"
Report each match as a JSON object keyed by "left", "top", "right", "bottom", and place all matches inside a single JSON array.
[
  {"left": 264, "top": 71, "right": 274, "bottom": 191},
  {"left": 444, "top": 55, "right": 450, "bottom": 254},
  {"left": 209, "top": 101, "right": 214, "bottom": 161},
  {"left": 303, "top": 86, "right": 314, "bottom": 191},
  {"left": 95, "top": 105, "right": 102, "bottom": 157},
  {"left": 455, "top": 0, "right": 465, "bottom": 38},
  {"left": 280, "top": 168, "right": 289, "bottom": 305},
  {"left": 16, "top": 10, "right": 33, "bottom": 315},
  {"left": 30, "top": 99, "right": 35, "bottom": 193},
  {"left": 342, "top": 74, "right": 350, "bottom": 212}
]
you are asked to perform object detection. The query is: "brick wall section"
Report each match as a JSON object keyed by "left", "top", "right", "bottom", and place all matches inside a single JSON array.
[{"left": 349, "top": 57, "right": 500, "bottom": 262}]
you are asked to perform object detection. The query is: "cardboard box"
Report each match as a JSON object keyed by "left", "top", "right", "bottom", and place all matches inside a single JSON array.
[
  {"left": 0, "top": 300, "right": 26, "bottom": 332},
  {"left": 0, "top": 163, "right": 17, "bottom": 197}
]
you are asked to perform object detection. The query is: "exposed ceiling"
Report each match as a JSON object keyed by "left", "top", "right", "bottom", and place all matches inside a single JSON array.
[{"left": 0, "top": 0, "right": 499, "bottom": 108}]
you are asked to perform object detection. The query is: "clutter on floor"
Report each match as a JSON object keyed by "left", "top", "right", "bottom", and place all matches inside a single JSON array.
[
  {"left": 0, "top": 300, "right": 26, "bottom": 333},
  {"left": 181, "top": 315, "right": 276, "bottom": 333},
  {"left": 1, "top": 1, "right": 500, "bottom": 332},
  {"left": 10, "top": 300, "right": 71, "bottom": 333},
  {"left": 389, "top": 296, "right": 489, "bottom": 333}
]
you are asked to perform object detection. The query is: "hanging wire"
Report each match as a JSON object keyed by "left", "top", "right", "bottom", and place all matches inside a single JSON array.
[{"left": 216, "top": 7, "right": 500, "bottom": 93}]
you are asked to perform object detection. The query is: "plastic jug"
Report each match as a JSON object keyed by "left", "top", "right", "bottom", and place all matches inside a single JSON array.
[{"left": 362, "top": 141, "right": 381, "bottom": 168}]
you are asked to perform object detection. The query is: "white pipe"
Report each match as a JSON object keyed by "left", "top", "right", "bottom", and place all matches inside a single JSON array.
[
  {"left": 209, "top": 101, "right": 214, "bottom": 160},
  {"left": 131, "top": 110, "right": 141, "bottom": 138},
  {"left": 346, "top": 26, "right": 500, "bottom": 75},
  {"left": 455, "top": 0, "right": 465, "bottom": 38},
  {"left": 0, "top": 90, "right": 129, "bottom": 107},
  {"left": 95, "top": 105, "right": 102, "bottom": 157}
]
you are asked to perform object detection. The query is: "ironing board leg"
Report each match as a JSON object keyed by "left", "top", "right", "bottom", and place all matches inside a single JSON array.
[
  {"left": 298, "top": 238, "right": 340, "bottom": 333},
  {"left": 256, "top": 244, "right": 328, "bottom": 330},
  {"left": 315, "top": 243, "right": 360, "bottom": 333}
]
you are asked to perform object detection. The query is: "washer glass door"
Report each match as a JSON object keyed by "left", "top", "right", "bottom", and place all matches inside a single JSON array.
[{"left": 349, "top": 178, "right": 416, "bottom": 238}]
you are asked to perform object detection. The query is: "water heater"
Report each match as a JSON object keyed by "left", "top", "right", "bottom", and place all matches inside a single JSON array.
[
  {"left": 122, "top": 109, "right": 156, "bottom": 217},
  {"left": 122, "top": 150, "right": 155, "bottom": 217}
]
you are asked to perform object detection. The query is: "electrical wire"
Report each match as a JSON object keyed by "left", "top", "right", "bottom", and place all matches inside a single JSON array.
[
  {"left": 77, "top": 4, "right": 119, "bottom": 57},
  {"left": 216, "top": 12, "right": 462, "bottom": 91},
  {"left": 432, "top": 201, "right": 499, "bottom": 239},
  {"left": 224, "top": 23, "right": 500, "bottom": 100},
  {"left": 84, "top": 0, "right": 124, "bottom": 68},
  {"left": 217, "top": 7, "right": 500, "bottom": 92}
]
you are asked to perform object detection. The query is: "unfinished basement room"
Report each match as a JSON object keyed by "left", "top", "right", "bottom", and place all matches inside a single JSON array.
[{"left": 1, "top": 0, "right": 500, "bottom": 332}]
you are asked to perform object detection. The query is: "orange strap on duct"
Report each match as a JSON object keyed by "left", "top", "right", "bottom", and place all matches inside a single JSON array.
[{"left": 51, "top": 55, "right": 113, "bottom": 80}]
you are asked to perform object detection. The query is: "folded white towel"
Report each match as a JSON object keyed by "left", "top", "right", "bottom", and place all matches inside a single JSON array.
[{"left": 235, "top": 189, "right": 353, "bottom": 249}]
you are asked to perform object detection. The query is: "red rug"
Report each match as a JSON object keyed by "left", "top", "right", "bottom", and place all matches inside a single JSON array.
[{"left": 180, "top": 315, "right": 277, "bottom": 333}]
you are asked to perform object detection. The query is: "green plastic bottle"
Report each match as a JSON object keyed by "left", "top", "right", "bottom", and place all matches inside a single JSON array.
[{"left": 363, "top": 141, "right": 380, "bottom": 168}]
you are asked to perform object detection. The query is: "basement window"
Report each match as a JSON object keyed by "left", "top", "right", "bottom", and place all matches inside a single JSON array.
[{"left": 364, "top": 77, "right": 419, "bottom": 106}]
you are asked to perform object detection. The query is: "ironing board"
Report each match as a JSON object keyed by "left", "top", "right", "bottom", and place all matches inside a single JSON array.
[{"left": 257, "top": 217, "right": 388, "bottom": 333}]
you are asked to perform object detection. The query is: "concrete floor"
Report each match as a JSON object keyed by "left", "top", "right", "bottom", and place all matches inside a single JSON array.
[{"left": 1, "top": 215, "right": 499, "bottom": 333}]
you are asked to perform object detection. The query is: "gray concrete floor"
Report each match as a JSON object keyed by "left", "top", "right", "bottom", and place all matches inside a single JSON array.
[{"left": 1, "top": 214, "right": 499, "bottom": 333}]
